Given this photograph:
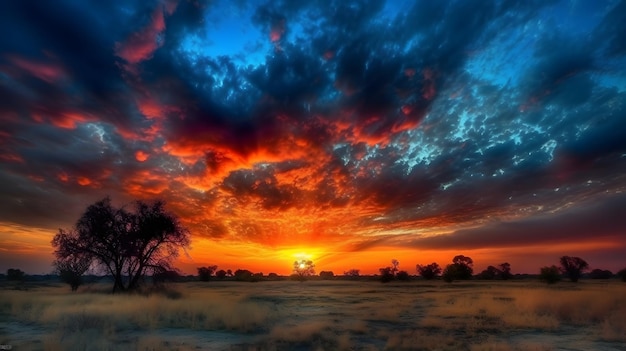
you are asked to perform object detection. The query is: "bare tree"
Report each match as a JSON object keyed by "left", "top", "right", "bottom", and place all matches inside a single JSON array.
[
  {"left": 54, "top": 253, "right": 91, "bottom": 291},
  {"left": 52, "top": 197, "right": 190, "bottom": 293}
]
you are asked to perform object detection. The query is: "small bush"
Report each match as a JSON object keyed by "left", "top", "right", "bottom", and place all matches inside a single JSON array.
[
  {"left": 589, "top": 269, "right": 613, "bottom": 279},
  {"left": 396, "top": 271, "right": 410, "bottom": 281},
  {"left": 7, "top": 268, "right": 25, "bottom": 281},
  {"left": 379, "top": 267, "right": 395, "bottom": 283},
  {"left": 319, "top": 271, "right": 335, "bottom": 280},
  {"left": 540, "top": 265, "right": 561, "bottom": 284}
]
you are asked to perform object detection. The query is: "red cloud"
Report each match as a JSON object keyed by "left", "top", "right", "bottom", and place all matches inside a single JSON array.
[
  {"left": 76, "top": 176, "right": 92, "bottom": 186},
  {"left": 8, "top": 56, "right": 65, "bottom": 83},
  {"left": 135, "top": 150, "right": 150, "bottom": 162},
  {"left": 270, "top": 19, "right": 286, "bottom": 42},
  {"left": 115, "top": 1, "right": 178, "bottom": 66}
]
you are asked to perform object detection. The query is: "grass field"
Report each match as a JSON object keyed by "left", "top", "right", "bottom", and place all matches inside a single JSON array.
[{"left": 1, "top": 279, "right": 625, "bottom": 350}]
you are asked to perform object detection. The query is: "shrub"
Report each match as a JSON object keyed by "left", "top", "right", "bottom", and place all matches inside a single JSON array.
[
  {"left": 396, "top": 271, "right": 410, "bottom": 281},
  {"left": 7, "top": 268, "right": 25, "bottom": 281},
  {"left": 215, "top": 269, "right": 227, "bottom": 279},
  {"left": 319, "top": 271, "right": 335, "bottom": 280},
  {"left": 344, "top": 269, "right": 360, "bottom": 277},
  {"left": 234, "top": 269, "right": 254, "bottom": 282},
  {"left": 540, "top": 265, "right": 561, "bottom": 284},
  {"left": 442, "top": 264, "right": 457, "bottom": 283},
  {"left": 589, "top": 269, "right": 613, "bottom": 279},
  {"left": 197, "top": 266, "right": 217, "bottom": 281},
  {"left": 267, "top": 272, "right": 280, "bottom": 280},
  {"left": 477, "top": 266, "right": 501, "bottom": 280},
  {"left": 379, "top": 267, "right": 395, "bottom": 283}
]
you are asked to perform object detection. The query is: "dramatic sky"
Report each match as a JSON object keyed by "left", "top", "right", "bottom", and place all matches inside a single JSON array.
[{"left": 1, "top": 0, "right": 625, "bottom": 275}]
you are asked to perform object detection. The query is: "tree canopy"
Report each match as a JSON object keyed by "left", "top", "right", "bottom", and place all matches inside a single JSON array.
[
  {"left": 559, "top": 256, "right": 589, "bottom": 282},
  {"left": 52, "top": 197, "right": 190, "bottom": 292},
  {"left": 416, "top": 263, "right": 442, "bottom": 280},
  {"left": 293, "top": 259, "right": 315, "bottom": 280}
]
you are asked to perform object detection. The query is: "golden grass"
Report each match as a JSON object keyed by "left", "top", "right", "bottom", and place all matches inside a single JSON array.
[{"left": 0, "top": 280, "right": 624, "bottom": 350}]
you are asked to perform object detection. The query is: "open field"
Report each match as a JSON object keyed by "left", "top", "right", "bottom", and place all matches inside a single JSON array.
[{"left": 1, "top": 280, "right": 625, "bottom": 350}]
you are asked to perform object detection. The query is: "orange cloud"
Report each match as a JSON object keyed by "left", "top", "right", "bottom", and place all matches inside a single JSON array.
[
  {"left": 77, "top": 176, "right": 92, "bottom": 186},
  {"left": 135, "top": 150, "right": 149, "bottom": 162}
]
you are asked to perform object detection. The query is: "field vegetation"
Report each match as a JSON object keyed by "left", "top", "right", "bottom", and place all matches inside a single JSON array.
[{"left": 1, "top": 279, "right": 625, "bottom": 350}]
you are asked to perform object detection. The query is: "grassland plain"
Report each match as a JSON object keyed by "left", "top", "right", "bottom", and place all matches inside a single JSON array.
[{"left": 1, "top": 279, "right": 625, "bottom": 351}]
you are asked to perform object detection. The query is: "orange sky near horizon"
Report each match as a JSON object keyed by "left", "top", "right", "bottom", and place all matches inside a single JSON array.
[{"left": 1, "top": 221, "right": 624, "bottom": 277}]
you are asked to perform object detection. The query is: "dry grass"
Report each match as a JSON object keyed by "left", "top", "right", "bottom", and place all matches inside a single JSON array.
[{"left": 0, "top": 280, "right": 624, "bottom": 350}]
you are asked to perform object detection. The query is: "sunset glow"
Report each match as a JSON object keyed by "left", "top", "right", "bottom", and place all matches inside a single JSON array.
[{"left": 1, "top": 0, "right": 625, "bottom": 276}]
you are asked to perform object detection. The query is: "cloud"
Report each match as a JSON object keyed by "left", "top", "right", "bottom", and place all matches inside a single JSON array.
[
  {"left": 0, "top": 0, "right": 625, "bottom": 270},
  {"left": 404, "top": 193, "right": 626, "bottom": 250}
]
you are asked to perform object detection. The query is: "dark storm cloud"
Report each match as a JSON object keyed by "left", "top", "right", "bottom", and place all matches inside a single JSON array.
[
  {"left": 221, "top": 166, "right": 300, "bottom": 211},
  {"left": 0, "top": 0, "right": 625, "bottom": 253}
]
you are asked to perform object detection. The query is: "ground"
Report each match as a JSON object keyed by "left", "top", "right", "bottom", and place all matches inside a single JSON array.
[{"left": 1, "top": 279, "right": 625, "bottom": 350}]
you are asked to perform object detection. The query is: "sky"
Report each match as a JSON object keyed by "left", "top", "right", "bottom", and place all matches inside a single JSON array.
[{"left": 1, "top": 0, "right": 625, "bottom": 276}]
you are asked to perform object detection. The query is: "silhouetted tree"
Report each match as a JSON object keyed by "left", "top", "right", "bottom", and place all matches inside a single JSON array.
[
  {"left": 267, "top": 272, "right": 280, "bottom": 280},
  {"left": 319, "top": 271, "right": 335, "bottom": 280},
  {"left": 344, "top": 269, "right": 360, "bottom": 277},
  {"left": 559, "top": 256, "right": 589, "bottom": 282},
  {"left": 396, "top": 270, "right": 410, "bottom": 281},
  {"left": 391, "top": 259, "right": 400, "bottom": 275},
  {"left": 54, "top": 253, "right": 91, "bottom": 291},
  {"left": 499, "top": 262, "right": 513, "bottom": 280},
  {"left": 7, "top": 268, "right": 25, "bottom": 281},
  {"left": 442, "top": 255, "right": 474, "bottom": 282},
  {"left": 379, "top": 259, "right": 402, "bottom": 283},
  {"left": 589, "top": 269, "right": 613, "bottom": 279},
  {"left": 442, "top": 264, "right": 457, "bottom": 283},
  {"left": 618, "top": 268, "right": 626, "bottom": 282},
  {"left": 234, "top": 269, "right": 253, "bottom": 281},
  {"left": 416, "top": 263, "right": 442, "bottom": 280},
  {"left": 477, "top": 266, "right": 501, "bottom": 280},
  {"left": 52, "top": 197, "right": 190, "bottom": 292},
  {"left": 379, "top": 267, "right": 395, "bottom": 283},
  {"left": 197, "top": 266, "right": 218, "bottom": 281},
  {"left": 452, "top": 255, "right": 474, "bottom": 279},
  {"left": 540, "top": 265, "right": 561, "bottom": 284},
  {"left": 226, "top": 269, "right": 233, "bottom": 277},
  {"left": 293, "top": 260, "right": 315, "bottom": 280},
  {"left": 215, "top": 269, "right": 227, "bottom": 279}
]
